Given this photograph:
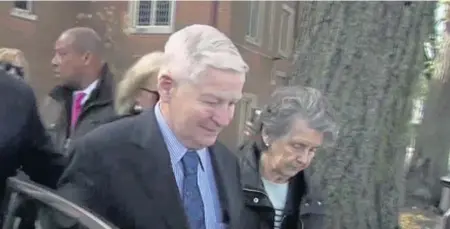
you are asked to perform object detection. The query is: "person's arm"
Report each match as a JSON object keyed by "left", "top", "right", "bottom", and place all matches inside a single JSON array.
[
  {"left": 57, "top": 139, "right": 110, "bottom": 213},
  {"left": 39, "top": 138, "right": 111, "bottom": 229},
  {"left": 19, "top": 88, "right": 64, "bottom": 189}
]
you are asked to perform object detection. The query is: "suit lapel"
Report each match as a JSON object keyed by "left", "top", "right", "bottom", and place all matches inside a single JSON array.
[
  {"left": 132, "top": 110, "right": 189, "bottom": 229},
  {"left": 209, "top": 145, "right": 242, "bottom": 228}
]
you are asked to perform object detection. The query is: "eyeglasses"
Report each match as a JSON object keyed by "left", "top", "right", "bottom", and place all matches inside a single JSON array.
[{"left": 0, "top": 61, "right": 24, "bottom": 79}]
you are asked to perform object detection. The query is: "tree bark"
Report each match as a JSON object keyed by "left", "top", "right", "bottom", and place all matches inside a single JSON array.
[
  {"left": 407, "top": 31, "right": 450, "bottom": 206},
  {"left": 290, "top": 2, "right": 435, "bottom": 229}
]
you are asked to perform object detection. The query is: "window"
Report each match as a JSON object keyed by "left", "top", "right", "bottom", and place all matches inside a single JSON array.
[
  {"left": 128, "top": 0, "right": 175, "bottom": 34},
  {"left": 278, "top": 4, "right": 295, "bottom": 57},
  {"left": 272, "top": 70, "right": 292, "bottom": 86},
  {"left": 10, "top": 1, "right": 37, "bottom": 21},
  {"left": 268, "top": 1, "right": 276, "bottom": 51},
  {"left": 246, "top": 1, "right": 265, "bottom": 46},
  {"left": 237, "top": 93, "right": 257, "bottom": 146},
  {"left": 14, "top": 1, "right": 31, "bottom": 11}
]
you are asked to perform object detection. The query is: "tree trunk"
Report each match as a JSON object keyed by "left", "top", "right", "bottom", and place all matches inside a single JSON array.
[
  {"left": 290, "top": 2, "right": 435, "bottom": 229},
  {"left": 407, "top": 31, "right": 450, "bottom": 206}
]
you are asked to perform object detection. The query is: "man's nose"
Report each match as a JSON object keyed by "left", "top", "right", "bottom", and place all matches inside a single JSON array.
[
  {"left": 51, "top": 56, "right": 58, "bottom": 67},
  {"left": 212, "top": 106, "right": 233, "bottom": 127}
]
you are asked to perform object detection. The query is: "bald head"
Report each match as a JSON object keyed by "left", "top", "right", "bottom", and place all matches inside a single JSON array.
[{"left": 60, "top": 27, "right": 103, "bottom": 56}]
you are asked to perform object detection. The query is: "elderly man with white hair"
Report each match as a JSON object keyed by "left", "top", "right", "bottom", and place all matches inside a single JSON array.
[{"left": 53, "top": 24, "right": 249, "bottom": 229}]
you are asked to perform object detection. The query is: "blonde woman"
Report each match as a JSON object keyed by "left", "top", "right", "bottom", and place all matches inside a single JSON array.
[
  {"left": 115, "top": 52, "right": 166, "bottom": 115},
  {"left": 0, "top": 48, "right": 29, "bottom": 82}
]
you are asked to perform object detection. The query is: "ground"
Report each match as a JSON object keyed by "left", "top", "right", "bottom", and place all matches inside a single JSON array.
[
  {"left": 400, "top": 198, "right": 442, "bottom": 229},
  {"left": 400, "top": 207, "right": 439, "bottom": 229}
]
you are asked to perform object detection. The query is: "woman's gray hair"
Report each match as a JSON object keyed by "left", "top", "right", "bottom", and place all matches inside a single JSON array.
[{"left": 260, "top": 86, "right": 339, "bottom": 147}]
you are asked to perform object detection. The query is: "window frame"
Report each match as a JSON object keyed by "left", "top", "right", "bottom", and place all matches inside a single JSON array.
[
  {"left": 278, "top": 4, "right": 295, "bottom": 58},
  {"left": 276, "top": 70, "right": 292, "bottom": 86},
  {"left": 268, "top": 1, "right": 276, "bottom": 51},
  {"left": 271, "top": 69, "right": 292, "bottom": 86},
  {"left": 237, "top": 93, "right": 258, "bottom": 147},
  {"left": 245, "top": 1, "right": 266, "bottom": 47},
  {"left": 127, "top": 0, "right": 176, "bottom": 35},
  {"left": 10, "top": 1, "right": 37, "bottom": 21}
]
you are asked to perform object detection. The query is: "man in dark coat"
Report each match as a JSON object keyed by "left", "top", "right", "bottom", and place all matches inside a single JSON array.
[
  {"left": 0, "top": 68, "right": 63, "bottom": 224},
  {"left": 41, "top": 27, "right": 116, "bottom": 166},
  {"left": 49, "top": 24, "right": 250, "bottom": 229}
]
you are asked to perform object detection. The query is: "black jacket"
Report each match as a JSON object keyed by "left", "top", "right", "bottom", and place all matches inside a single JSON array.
[
  {"left": 0, "top": 69, "right": 63, "bottom": 205},
  {"left": 40, "top": 64, "right": 116, "bottom": 165},
  {"left": 238, "top": 140, "right": 326, "bottom": 229}
]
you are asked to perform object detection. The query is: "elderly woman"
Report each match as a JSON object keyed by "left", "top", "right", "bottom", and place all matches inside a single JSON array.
[
  {"left": 239, "top": 85, "right": 339, "bottom": 229},
  {"left": 114, "top": 51, "right": 166, "bottom": 116},
  {"left": 0, "top": 48, "right": 29, "bottom": 81}
]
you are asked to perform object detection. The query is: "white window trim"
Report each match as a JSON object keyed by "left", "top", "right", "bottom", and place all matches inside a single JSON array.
[
  {"left": 278, "top": 4, "right": 295, "bottom": 58},
  {"left": 277, "top": 70, "right": 290, "bottom": 85},
  {"left": 270, "top": 66, "right": 277, "bottom": 85},
  {"left": 245, "top": 1, "right": 266, "bottom": 47},
  {"left": 271, "top": 70, "right": 292, "bottom": 86},
  {"left": 126, "top": 0, "right": 176, "bottom": 35},
  {"left": 268, "top": 1, "right": 276, "bottom": 51},
  {"left": 276, "top": 70, "right": 287, "bottom": 78},
  {"left": 237, "top": 93, "right": 258, "bottom": 146},
  {"left": 10, "top": 1, "right": 37, "bottom": 21}
]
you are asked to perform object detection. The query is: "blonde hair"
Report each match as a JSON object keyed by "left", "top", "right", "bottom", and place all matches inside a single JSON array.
[
  {"left": 0, "top": 48, "right": 29, "bottom": 81},
  {"left": 115, "top": 52, "right": 166, "bottom": 115}
]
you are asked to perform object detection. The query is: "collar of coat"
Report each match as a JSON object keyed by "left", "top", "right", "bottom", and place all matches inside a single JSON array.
[
  {"left": 49, "top": 63, "right": 114, "bottom": 106},
  {"left": 238, "top": 137, "right": 308, "bottom": 211}
]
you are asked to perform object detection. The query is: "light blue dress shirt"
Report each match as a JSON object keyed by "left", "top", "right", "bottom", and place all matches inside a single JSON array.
[{"left": 154, "top": 103, "right": 224, "bottom": 228}]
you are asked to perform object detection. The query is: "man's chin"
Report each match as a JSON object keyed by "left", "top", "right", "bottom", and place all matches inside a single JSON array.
[{"left": 197, "top": 135, "right": 218, "bottom": 148}]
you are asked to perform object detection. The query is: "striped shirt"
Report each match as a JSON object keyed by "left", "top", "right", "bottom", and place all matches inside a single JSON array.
[
  {"left": 154, "top": 103, "right": 224, "bottom": 229},
  {"left": 262, "top": 177, "right": 288, "bottom": 229}
]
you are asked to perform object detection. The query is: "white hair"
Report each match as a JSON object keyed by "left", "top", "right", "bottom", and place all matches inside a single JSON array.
[{"left": 163, "top": 24, "right": 248, "bottom": 83}]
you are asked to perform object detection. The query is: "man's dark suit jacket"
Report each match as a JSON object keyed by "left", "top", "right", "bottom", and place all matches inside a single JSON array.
[
  {"left": 56, "top": 109, "right": 245, "bottom": 229},
  {"left": 0, "top": 69, "right": 63, "bottom": 212}
]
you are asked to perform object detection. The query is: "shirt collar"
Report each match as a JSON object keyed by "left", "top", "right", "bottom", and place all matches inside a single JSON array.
[
  {"left": 154, "top": 102, "right": 206, "bottom": 171},
  {"left": 73, "top": 80, "right": 99, "bottom": 105}
]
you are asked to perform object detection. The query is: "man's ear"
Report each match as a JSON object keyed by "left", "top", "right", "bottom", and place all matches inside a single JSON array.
[
  {"left": 158, "top": 72, "right": 174, "bottom": 102},
  {"left": 82, "top": 52, "right": 92, "bottom": 65}
]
